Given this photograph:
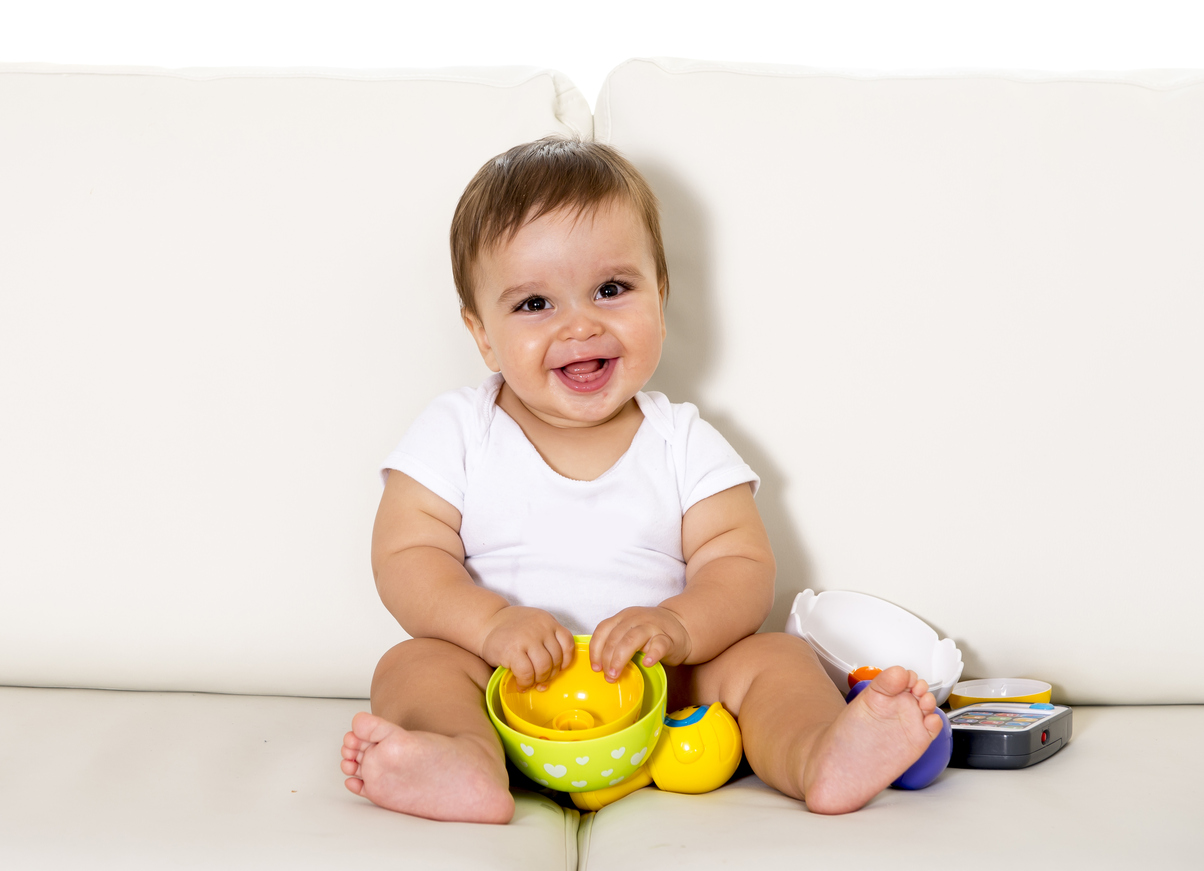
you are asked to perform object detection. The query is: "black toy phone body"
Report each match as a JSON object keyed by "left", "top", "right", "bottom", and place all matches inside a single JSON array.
[{"left": 948, "top": 703, "right": 1072, "bottom": 769}]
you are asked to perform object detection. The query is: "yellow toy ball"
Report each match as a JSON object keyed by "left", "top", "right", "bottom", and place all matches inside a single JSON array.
[
  {"left": 572, "top": 702, "right": 742, "bottom": 810},
  {"left": 647, "top": 702, "right": 743, "bottom": 794}
]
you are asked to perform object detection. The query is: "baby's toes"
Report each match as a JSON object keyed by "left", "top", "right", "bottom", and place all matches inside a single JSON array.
[
  {"left": 352, "top": 711, "right": 401, "bottom": 744},
  {"left": 871, "top": 665, "right": 911, "bottom": 695},
  {"left": 351, "top": 711, "right": 379, "bottom": 739}
]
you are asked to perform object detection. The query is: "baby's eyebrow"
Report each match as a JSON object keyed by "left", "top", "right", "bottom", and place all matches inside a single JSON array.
[
  {"left": 496, "top": 282, "right": 544, "bottom": 306},
  {"left": 598, "top": 264, "right": 645, "bottom": 280}
]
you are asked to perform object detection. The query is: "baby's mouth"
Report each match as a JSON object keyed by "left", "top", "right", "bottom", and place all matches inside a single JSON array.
[{"left": 560, "top": 358, "right": 609, "bottom": 383}]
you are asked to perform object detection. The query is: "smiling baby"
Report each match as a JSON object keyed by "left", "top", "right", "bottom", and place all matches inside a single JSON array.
[{"left": 340, "top": 137, "right": 942, "bottom": 822}]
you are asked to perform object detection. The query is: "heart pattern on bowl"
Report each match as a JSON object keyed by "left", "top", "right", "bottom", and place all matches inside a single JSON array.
[
  {"left": 601, "top": 768, "right": 613, "bottom": 777},
  {"left": 630, "top": 747, "right": 648, "bottom": 766},
  {"left": 575, "top": 756, "right": 589, "bottom": 765},
  {"left": 571, "top": 780, "right": 588, "bottom": 788},
  {"left": 520, "top": 744, "right": 534, "bottom": 757},
  {"left": 543, "top": 763, "right": 568, "bottom": 778},
  {"left": 610, "top": 747, "right": 626, "bottom": 759}
]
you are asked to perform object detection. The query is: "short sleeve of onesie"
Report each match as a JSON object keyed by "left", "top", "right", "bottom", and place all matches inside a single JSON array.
[
  {"left": 380, "top": 387, "right": 477, "bottom": 513},
  {"left": 675, "top": 402, "right": 759, "bottom": 512},
  {"left": 635, "top": 392, "right": 760, "bottom": 513}
]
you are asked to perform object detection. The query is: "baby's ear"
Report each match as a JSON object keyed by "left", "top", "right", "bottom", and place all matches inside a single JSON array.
[{"left": 461, "top": 307, "right": 501, "bottom": 372}]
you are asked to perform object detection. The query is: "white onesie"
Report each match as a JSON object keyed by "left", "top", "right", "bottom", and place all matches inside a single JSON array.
[{"left": 382, "top": 374, "right": 759, "bottom": 635}]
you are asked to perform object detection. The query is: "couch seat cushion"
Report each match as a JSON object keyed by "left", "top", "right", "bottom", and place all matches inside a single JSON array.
[
  {"left": 578, "top": 705, "right": 1204, "bottom": 869},
  {"left": 0, "top": 687, "right": 579, "bottom": 870}
]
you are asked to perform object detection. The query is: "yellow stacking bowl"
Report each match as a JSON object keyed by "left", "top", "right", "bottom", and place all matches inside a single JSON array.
[
  {"left": 948, "top": 678, "right": 1052, "bottom": 709},
  {"left": 487, "top": 640, "right": 667, "bottom": 794},
  {"left": 499, "top": 638, "right": 645, "bottom": 742}
]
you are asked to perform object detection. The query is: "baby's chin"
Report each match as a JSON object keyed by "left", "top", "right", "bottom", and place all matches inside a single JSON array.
[
  {"left": 519, "top": 385, "right": 637, "bottom": 430},
  {"left": 528, "top": 398, "right": 633, "bottom": 430}
]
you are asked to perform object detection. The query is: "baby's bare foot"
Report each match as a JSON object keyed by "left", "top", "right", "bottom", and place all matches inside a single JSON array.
[
  {"left": 800, "top": 666, "right": 942, "bottom": 815},
  {"left": 340, "top": 712, "right": 514, "bottom": 824}
]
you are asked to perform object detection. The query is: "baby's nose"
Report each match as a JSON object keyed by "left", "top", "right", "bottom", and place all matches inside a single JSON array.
[{"left": 561, "top": 306, "right": 604, "bottom": 339}]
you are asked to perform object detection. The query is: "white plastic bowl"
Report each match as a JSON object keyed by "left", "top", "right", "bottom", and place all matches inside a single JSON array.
[{"left": 785, "top": 589, "right": 964, "bottom": 706}]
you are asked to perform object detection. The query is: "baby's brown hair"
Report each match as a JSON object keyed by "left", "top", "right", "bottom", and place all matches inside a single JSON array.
[{"left": 450, "top": 136, "right": 669, "bottom": 318}]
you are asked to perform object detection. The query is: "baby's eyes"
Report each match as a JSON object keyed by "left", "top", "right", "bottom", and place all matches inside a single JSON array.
[
  {"left": 596, "top": 280, "right": 632, "bottom": 300},
  {"left": 515, "top": 296, "right": 549, "bottom": 312},
  {"left": 512, "top": 281, "right": 632, "bottom": 312}
]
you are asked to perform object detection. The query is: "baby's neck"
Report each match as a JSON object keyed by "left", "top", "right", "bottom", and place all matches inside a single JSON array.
[{"left": 496, "top": 385, "right": 644, "bottom": 481}]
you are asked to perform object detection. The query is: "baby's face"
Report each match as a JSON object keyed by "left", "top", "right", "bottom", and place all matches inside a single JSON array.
[{"left": 463, "top": 198, "right": 665, "bottom": 429}]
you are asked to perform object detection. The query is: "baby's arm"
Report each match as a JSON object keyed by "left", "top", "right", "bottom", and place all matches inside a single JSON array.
[
  {"left": 373, "top": 471, "right": 574, "bottom": 688},
  {"left": 590, "top": 482, "right": 775, "bottom": 679}
]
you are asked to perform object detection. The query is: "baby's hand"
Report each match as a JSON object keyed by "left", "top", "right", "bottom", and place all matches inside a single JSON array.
[
  {"left": 590, "top": 607, "right": 691, "bottom": 682},
  {"left": 480, "top": 606, "right": 575, "bottom": 691}
]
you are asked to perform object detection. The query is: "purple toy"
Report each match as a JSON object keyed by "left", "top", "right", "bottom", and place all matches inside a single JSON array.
[{"left": 846, "top": 679, "right": 952, "bottom": 790}]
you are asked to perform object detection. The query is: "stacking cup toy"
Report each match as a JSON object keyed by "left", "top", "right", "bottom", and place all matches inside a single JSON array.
[
  {"left": 499, "top": 639, "right": 644, "bottom": 741},
  {"left": 487, "top": 637, "right": 668, "bottom": 793}
]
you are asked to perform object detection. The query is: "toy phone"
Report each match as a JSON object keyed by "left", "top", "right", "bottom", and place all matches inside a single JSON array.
[{"left": 947, "top": 703, "right": 1072, "bottom": 769}]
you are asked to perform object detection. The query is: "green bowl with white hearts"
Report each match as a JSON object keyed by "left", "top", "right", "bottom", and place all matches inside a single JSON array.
[{"left": 486, "top": 645, "right": 667, "bottom": 794}]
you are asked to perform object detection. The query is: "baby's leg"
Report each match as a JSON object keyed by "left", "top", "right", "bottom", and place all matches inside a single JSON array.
[
  {"left": 340, "top": 637, "right": 514, "bottom": 824},
  {"left": 680, "top": 633, "right": 942, "bottom": 815}
]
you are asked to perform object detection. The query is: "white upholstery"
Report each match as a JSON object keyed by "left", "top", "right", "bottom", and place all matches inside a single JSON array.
[
  {"left": 0, "top": 64, "right": 590, "bottom": 697},
  {"left": 597, "top": 57, "right": 1204, "bottom": 705},
  {"left": 580, "top": 705, "right": 1204, "bottom": 869},
  {"left": 2, "top": 687, "right": 1197, "bottom": 868},
  {"left": 0, "top": 687, "right": 578, "bottom": 870}
]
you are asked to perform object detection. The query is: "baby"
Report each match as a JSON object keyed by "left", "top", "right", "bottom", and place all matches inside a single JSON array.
[{"left": 340, "top": 137, "right": 942, "bottom": 822}]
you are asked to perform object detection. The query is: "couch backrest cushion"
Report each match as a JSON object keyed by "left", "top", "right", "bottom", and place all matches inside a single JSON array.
[
  {"left": 0, "top": 64, "right": 591, "bottom": 696},
  {"left": 597, "top": 58, "right": 1204, "bottom": 705}
]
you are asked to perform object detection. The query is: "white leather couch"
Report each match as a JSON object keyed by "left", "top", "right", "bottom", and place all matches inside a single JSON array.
[{"left": 2, "top": 57, "right": 1202, "bottom": 868}]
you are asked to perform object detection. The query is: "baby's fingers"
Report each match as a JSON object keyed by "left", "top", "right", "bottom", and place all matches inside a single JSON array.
[
  {"left": 601, "top": 626, "right": 656, "bottom": 682},
  {"left": 508, "top": 656, "right": 537, "bottom": 690},
  {"left": 539, "top": 627, "right": 575, "bottom": 689},
  {"left": 533, "top": 636, "right": 569, "bottom": 690},
  {"left": 525, "top": 644, "right": 556, "bottom": 688},
  {"left": 636, "top": 633, "right": 674, "bottom": 668},
  {"left": 588, "top": 618, "right": 617, "bottom": 673},
  {"left": 556, "top": 627, "right": 575, "bottom": 668}
]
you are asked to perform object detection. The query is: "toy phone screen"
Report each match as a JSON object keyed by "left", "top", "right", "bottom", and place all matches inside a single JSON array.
[{"left": 949, "top": 709, "right": 1053, "bottom": 729}]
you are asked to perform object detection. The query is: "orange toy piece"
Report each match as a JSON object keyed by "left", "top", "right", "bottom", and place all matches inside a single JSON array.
[{"left": 848, "top": 666, "right": 883, "bottom": 689}]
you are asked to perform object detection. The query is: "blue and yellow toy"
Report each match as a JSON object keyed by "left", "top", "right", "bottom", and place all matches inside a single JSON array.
[{"left": 572, "top": 702, "right": 743, "bottom": 810}]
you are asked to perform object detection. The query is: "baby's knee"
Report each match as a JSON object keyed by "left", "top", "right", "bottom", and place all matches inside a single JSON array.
[
  {"left": 372, "top": 637, "right": 492, "bottom": 689},
  {"left": 375, "top": 637, "right": 438, "bottom": 674},
  {"left": 688, "top": 633, "right": 814, "bottom": 711},
  {"left": 728, "top": 631, "right": 815, "bottom": 666}
]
